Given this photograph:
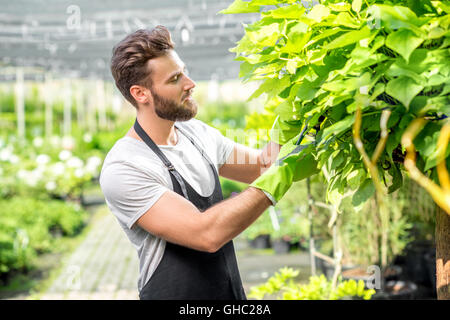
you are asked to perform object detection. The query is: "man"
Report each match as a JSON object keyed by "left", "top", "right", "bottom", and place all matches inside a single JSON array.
[{"left": 100, "top": 26, "right": 314, "bottom": 300}]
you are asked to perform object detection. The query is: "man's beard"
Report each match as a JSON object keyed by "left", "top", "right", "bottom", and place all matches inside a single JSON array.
[{"left": 150, "top": 89, "right": 198, "bottom": 122}]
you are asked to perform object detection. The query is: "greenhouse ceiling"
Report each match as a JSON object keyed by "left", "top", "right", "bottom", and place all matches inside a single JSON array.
[{"left": 0, "top": 0, "right": 259, "bottom": 82}]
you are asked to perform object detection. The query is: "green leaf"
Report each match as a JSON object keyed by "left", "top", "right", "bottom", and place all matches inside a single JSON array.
[
  {"left": 219, "top": 0, "right": 260, "bottom": 14},
  {"left": 266, "top": 4, "right": 305, "bottom": 19},
  {"left": 248, "top": 76, "right": 290, "bottom": 101},
  {"left": 296, "top": 80, "right": 318, "bottom": 101},
  {"left": 424, "top": 147, "right": 450, "bottom": 171},
  {"left": 329, "top": 3, "right": 351, "bottom": 12},
  {"left": 281, "top": 31, "right": 312, "bottom": 53},
  {"left": 247, "top": 23, "right": 281, "bottom": 47},
  {"left": 347, "top": 168, "right": 366, "bottom": 190},
  {"left": 325, "top": 26, "right": 373, "bottom": 50},
  {"left": 385, "top": 132, "right": 399, "bottom": 162},
  {"left": 238, "top": 61, "right": 257, "bottom": 80},
  {"left": 370, "top": 83, "right": 385, "bottom": 102},
  {"left": 352, "top": 179, "right": 375, "bottom": 208},
  {"left": 230, "top": 34, "right": 256, "bottom": 55},
  {"left": 333, "top": 12, "right": 361, "bottom": 28},
  {"left": 427, "top": 74, "right": 447, "bottom": 86},
  {"left": 320, "top": 114, "right": 354, "bottom": 143},
  {"left": 288, "top": 21, "right": 309, "bottom": 35},
  {"left": 367, "top": 4, "right": 425, "bottom": 30},
  {"left": 385, "top": 60, "right": 425, "bottom": 85},
  {"left": 387, "top": 162, "right": 403, "bottom": 194},
  {"left": 352, "top": 0, "right": 362, "bottom": 13},
  {"left": 407, "top": 0, "right": 437, "bottom": 16},
  {"left": 385, "top": 76, "right": 424, "bottom": 109},
  {"left": 274, "top": 99, "right": 296, "bottom": 119},
  {"left": 306, "top": 4, "right": 331, "bottom": 23},
  {"left": 330, "top": 150, "right": 345, "bottom": 170},
  {"left": 385, "top": 28, "right": 424, "bottom": 63},
  {"left": 251, "top": 0, "right": 279, "bottom": 5},
  {"left": 286, "top": 60, "right": 298, "bottom": 74}
]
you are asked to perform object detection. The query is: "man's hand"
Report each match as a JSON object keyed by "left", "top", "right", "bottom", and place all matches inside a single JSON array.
[
  {"left": 250, "top": 134, "right": 319, "bottom": 203},
  {"left": 219, "top": 142, "right": 281, "bottom": 184}
]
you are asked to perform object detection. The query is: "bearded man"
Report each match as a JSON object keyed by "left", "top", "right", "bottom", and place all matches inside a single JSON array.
[{"left": 100, "top": 26, "right": 314, "bottom": 300}]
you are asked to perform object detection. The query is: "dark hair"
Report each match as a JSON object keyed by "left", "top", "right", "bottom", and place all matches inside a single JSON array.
[{"left": 110, "top": 26, "right": 175, "bottom": 108}]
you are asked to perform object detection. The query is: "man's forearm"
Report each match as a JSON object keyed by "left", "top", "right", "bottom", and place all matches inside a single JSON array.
[{"left": 203, "top": 187, "right": 272, "bottom": 252}]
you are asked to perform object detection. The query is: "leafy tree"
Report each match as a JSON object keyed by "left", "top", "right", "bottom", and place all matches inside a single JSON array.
[{"left": 221, "top": 0, "right": 449, "bottom": 298}]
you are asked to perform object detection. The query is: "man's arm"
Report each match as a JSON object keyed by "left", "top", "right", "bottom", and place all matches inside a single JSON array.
[
  {"left": 136, "top": 186, "right": 271, "bottom": 253},
  {"left": 219, "top": 142, "right": 281, "bottom": 184}
]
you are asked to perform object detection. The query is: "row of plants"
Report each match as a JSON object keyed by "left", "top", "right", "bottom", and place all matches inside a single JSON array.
[
  {"left": 0, "top": 104, "right": 134, "bottom": 284},
  {"left": 0, "top": 197, "right": 88, "bottom": 282},
  {"left": 0, "top": 82, "right": 119, "bottom": 142},
  {"left": 0, "top": 116, "right": 135, "bottom": 201}
]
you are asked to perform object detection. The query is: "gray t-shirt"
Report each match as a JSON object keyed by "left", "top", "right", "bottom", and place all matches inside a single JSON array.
[{"left": 99, "top": 118, "right": 236, "bottom": 292}]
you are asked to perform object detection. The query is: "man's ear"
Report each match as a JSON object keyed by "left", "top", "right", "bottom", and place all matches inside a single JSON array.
[{"left": 130, "top": 85, "right": 152, "bottom": 105}]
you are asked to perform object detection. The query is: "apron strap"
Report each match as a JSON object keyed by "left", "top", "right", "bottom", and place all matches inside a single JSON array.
[
  {"left": 174, "top": 125, "right": 220, "bottom": 178},
  {"left": 133, "top": 119, "right": 189, "bottom": 200}
]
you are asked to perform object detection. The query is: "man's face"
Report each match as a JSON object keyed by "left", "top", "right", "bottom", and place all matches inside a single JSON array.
[{"left": 146, "top": 50, "right": 197, "bottom": 121}]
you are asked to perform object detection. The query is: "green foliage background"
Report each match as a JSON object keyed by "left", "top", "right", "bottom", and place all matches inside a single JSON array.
[{"left": 222, "top": 0, "right": 450, "bottom": 210}]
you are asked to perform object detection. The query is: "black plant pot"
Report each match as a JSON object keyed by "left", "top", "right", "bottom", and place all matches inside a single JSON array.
[
  {"left": 424, "top": 249, "right": 437, "bottom": 292},
  {"left": 249, "top": 234, "right": 271, "bottom": 249},
  {"left": 404, "top": 241, "right": 434, "bottom": 287},
  {"left": 272, "top": 239, "right": 291, "bottom": 254},
  {"left": 373, "top": 280, "right": 418, "bottom": 300}
]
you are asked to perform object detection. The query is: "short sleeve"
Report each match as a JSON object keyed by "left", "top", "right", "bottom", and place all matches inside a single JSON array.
[
  {"left": 197, "top": 121, "right": 236, "bottom": 168},
  {"left": 99, "top": 161, "right": 169, "bottom": 230}
]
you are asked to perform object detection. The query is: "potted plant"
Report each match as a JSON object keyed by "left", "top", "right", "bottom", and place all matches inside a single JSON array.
[
  {"left": 271, "top": 210, "right": 310, "bottom": 254},
  {"left": 248, "top": 267, "right": 376, "bottom": 300},
  {"left": 242, "top": 209, "right": 274, "bottom": 249}
]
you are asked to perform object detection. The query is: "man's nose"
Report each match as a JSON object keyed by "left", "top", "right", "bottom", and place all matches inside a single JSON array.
[{"left": 183, "top": 74, "right": 196, "bottom": 91}]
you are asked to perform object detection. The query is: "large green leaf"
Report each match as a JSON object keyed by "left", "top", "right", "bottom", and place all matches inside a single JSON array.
[
  {"left": 367, "top": 4, "right": 426, "bottom": 30},
  {"left": 385, "top": 28, "right": 424, "bottom": 63},
  {"left": 219, "top": 0, "right": 260, "bottom": 14},
  {"left": 306, "top": 27, "right": 344, "bottom": 49},
  {"left": 347, "top": 168, "right": 366, "bottom": 190},
  {"left": 352, "top": 179, "right": 375, "bottom": 208},
  {"left": 274, "top": 99, "right": 297, "bottom": 119},
  {"left": 248, "top": 76, "right": 290, "bottom": 101},
  {"left": 320, "top": 114, "right": 355, "bottom": 143},
  {"left": 352, "top": 0, "right": 362, "bottom": 14},
  {"left": 385, "top": 76, "right": 424, "bottom": 109},
  {"left": 296, "top": 80, "right": 319, "bottom": 101},
  {"left": 247, "top": 23, "right": 281, "bottom": 47},
  {"left": 306, "top": 4, "right": 331, "bottom": 23},
  {"left": 329, "top": 3, "right": 351, "bottom": 12},
  {"left": 324, "top": 26, "right": 373, "bottom": 50},
  {"left": 281, "top": 31, "right": 312, "bottom": 53},
  {"left": 266, "top": 4, "right": 305, "bottom": 19},
  {"left": 332, "top": 12, "right": 361, "bottom": 28},
  {"left": 387, "top": 163, "right": 403, "bottom": 194}
]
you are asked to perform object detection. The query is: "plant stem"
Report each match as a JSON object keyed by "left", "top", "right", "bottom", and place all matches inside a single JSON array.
[
  {"left": 353, "top": 107, "right": 391, "bottom": 268},
  {"left": 402, "top": 118, "right": 450, "bottom": 215}
]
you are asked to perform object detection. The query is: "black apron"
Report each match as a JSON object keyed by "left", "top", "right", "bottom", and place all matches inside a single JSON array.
[{"left": 134, "top": 119, "right": 246, "bottom": 300}]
